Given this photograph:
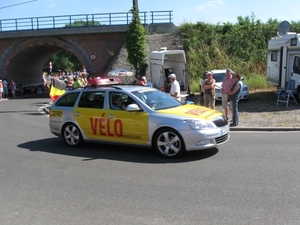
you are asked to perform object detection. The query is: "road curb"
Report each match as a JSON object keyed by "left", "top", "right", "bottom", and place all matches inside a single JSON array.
[{"left": 43, "top": 103, "right": 52, "bottom": 114}]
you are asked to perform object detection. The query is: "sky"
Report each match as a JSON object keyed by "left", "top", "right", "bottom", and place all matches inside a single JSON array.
[{"left": 0, "top": 0, "right": 300, "bottom": 26}]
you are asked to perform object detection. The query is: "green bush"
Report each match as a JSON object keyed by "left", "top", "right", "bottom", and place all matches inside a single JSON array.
[
  {"left": 179, "top": 16, "right": 300, "bottom": 90},
  {"left": 188, "top": 79, "right": 201, "bottom": 93},
  {"left": 243, "top": 74, "right": 271, "bottom": 91}
]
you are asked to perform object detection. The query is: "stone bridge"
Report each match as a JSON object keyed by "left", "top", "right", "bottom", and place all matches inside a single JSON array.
[{"left": 0, "top": 11, "right": 177, "bottom": 85}]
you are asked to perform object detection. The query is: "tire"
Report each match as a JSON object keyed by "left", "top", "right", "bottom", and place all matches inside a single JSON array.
[
  {"left": 243, "top": 96, "right": 249, "bottom": 101},
  {"left": 62, "top": 123, "right": 83, "bottom": 147},
  {"left": 153, "top": 128, "right": 185, "bottom": 158}
]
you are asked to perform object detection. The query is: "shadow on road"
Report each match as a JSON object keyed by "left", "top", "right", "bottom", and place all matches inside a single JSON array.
[{"left": 18, "top": 137, "right": 219, "bottom": 164}]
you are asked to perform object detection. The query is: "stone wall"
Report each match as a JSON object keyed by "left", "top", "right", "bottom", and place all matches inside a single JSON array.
[
  {"left": 107, "top": 33, "right": 182, "bottom": 80},
  {"left": 0, "top": 33, "right": 127, "bottom": 85}
]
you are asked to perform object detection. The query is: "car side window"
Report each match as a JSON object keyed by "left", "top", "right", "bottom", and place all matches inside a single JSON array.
[
  {"left": 78, "top": 91, "right": 105, "bottom": 109},
  {"left": 109, "top": 92, "right": 137, "bottom": 110},
  {"left": 55, "top": 92, "right": 79, "bottom": 107}
]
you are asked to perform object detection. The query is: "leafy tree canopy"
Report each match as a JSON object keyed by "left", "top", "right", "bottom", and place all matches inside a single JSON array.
[
  {"left": 179, "top": 14, "right": 300, "bottom": 79},
  {"left": 65, "top": 20, "right": 100, "bottom": 27},
  {"left": 44, "top": 51, "right": 81, "bottom": 74},
  {"left": 125, "top": 8, "right": 148, "bottom": 78}
]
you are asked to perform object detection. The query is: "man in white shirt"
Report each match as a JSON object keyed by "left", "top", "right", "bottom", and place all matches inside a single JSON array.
[
  {"left": 2, "top": 78, "right": 8, "bottom": 98},
  {"left": 168, "top": 73, "right": 181, "bottom": 101}
]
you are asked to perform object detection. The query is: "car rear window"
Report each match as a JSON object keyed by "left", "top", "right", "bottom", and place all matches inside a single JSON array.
[
  {"left": 213, "top": 73, "right": 226, "bottom": 82},
  {"left": 55, "top": 92, "right": 79, "bottom": 107},
  {"left": 78, "top": 91, "right": 105, "bottom": 109},
  {"left": 202, "top": 72, "right": 226, "bottom": 82}
]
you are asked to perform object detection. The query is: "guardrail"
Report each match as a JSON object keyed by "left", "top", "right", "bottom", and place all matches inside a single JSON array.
[{"left": 0, "top": 10, "right": 173, "bottom": 32}]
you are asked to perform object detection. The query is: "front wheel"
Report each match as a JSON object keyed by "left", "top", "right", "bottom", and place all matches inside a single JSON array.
[
  {"left": 62, "top": 123, "right": 83, "bottom": 147},
  {"left": 153, "top": 128, "right": 185, "bottom": 158}
]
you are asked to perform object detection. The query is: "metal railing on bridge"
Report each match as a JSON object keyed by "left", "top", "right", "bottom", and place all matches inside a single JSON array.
[{"left": 0, "top": 11, "right": 173, "bottom": 32}]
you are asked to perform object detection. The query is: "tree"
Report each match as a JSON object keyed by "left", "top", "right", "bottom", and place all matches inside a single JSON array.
[
  {"left": 125, "top": 8, "right": 148, "bottom": 78},
  {"left": 43, "top": 19, "right": 98, "bottom": 73},
  {"left": 65, "top": 20, "right": 100, "bottom": 27},
  {"left": 44, "top": 51, "right": 81, "bottom": 73}
]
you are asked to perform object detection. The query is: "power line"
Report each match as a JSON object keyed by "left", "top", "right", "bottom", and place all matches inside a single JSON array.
[{"left": 0, "top": 0, "right": 38, "bottom": 10}]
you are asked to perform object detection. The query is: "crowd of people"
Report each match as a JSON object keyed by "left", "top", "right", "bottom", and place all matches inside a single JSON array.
[
  {"left": 43, "top": 66, "right": 89, "bottom": 90},
  {"left": 202, "top": 69, "right": 241, "bottom": 127},
  {"left": 46, "top": 67, "right": 241, "bottom": 127},
  {"left": 1, "top": 66, "right": 241, "bottom": 127},
  {"left": 0, "top": 78, "right": 23, "bottom": 99},
  {"left": 0, "top": 68, "right": 87, "bottom": 100},
  {"left": 0, "top": 77, "right": 46, "bottom": 99}
]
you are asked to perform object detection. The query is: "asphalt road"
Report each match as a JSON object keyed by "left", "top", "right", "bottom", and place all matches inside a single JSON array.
[{"left": 0, "top": 94, "right": 300, "bottom": 225}]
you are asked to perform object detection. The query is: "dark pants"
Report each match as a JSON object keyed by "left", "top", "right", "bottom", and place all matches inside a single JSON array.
[{"left": 231, "top": 98, "right": 239, "bottom": 125}]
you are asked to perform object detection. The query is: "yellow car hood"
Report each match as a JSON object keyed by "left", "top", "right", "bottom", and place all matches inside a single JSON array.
[{"left": 158, "top": 104, "right": 223, "bottom": 121}]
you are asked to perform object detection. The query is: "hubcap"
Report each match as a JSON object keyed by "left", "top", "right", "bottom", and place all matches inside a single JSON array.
[
  {"left": 65, "top": 125, "right": 79, "bottom": 145},
  {"left": 157, "top": 131, "right": 181, "bottom": 156}
]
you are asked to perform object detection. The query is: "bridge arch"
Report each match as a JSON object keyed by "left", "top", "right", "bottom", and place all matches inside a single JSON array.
[{"left": 1, "top": 37, "right": 91, "bottom": 85}]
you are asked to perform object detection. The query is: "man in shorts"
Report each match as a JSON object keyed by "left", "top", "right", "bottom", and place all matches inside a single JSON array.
[
  {"left": 168, "top": 73, "right": 181, "bottom": 101},
  {"left": 202, "top": 71, "right": 216, "bottom": 109},
  {"left": 221, "top": 69, "right": 235, "bottom": 120}
]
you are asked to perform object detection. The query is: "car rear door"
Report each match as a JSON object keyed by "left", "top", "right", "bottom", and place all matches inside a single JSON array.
[{"left": 74, "top": 90, "right": 149, "bottom": 145}]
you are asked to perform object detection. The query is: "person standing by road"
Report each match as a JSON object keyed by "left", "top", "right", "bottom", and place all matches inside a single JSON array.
[
  {"left": 202, "top": 71, "right": 216, "bottom": 109},
  {"left": 138, "top": 76, "right": 147, "bottom": 86},
  {"left": 221, "top": 69, "right": 235, "bottom": 120},
  {"left": 0, "top": 80, "right": 3, "bottom": 99},
  {"left": 66, "top": 77, "right": 74, "bottom": 90},
  {"left": 9, "top": 79, "right": 17, "bottom": 98},
  {"left": 228, "top": 73, "right": 241, "bottom": 127},
  {"left": 73, "top": 76, "right": 81, "bottom": 89},
  {"left": 73, "top": 74, "right": 87, "bottom": 88},
  {"left": 168, "top": 73, "right": 181, "bottom": 101},
  {"left": 3, "top": 78, "right": 8, "bottom": 98}
]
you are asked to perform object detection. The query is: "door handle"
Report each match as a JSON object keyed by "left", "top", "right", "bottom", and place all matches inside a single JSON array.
[{"left": 108, "top": 114, "right": 114, "bottom": 119}]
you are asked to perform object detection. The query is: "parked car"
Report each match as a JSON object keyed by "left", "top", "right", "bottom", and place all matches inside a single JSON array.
[
  {"left": 49, "top": 84, "right": 230, "bottom": 158},
  {"left": 200, "top": 69, "right": 249, "bottom": 101}
]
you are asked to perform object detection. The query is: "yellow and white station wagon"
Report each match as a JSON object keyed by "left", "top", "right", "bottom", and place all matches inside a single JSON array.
[{"left": 49, "top": 85, "right": 230, "bottom": 158}]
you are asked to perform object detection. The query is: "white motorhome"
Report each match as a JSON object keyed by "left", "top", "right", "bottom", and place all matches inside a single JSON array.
[
  {"left": 150, "top": 47, "right": 187, "bottom": 91},
  {"left": 267, "top": 21, "right": 300, "bottom": 99}
]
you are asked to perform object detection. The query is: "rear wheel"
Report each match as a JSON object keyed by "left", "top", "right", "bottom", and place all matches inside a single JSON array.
[
  {"left": 153, "top": 128, "right": 185, "bottom": 158},
  {"left": 62, "top": 123, "right": 83, "bottom": 147}
]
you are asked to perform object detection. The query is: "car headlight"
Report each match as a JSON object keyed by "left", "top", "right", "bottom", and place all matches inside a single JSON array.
[
  {"left": 215, "top": 88, "right": 222, "bottom": 93},
  {"left": 183, "top": 119, "right": 215, "bottom": 130},
  {"left": 243, "top": 86, "right": 248, "bottom": 91}
]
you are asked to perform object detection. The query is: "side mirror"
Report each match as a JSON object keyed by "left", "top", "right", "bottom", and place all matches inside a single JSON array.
[{"left": 126, "top": 104, "right": 142, "bottom": 112}]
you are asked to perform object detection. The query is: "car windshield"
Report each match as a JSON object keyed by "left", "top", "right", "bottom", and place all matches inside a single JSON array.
[
  {"left": 213, "top": 73, "right": 226, "bottom": 82},
  {"left": 132, "top": 89, "right": 182, "bottom": 110}
]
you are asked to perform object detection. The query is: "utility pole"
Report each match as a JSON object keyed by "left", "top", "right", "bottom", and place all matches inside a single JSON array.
[{"left": 132, "top": 0, "right": 139, "bottom": 11}]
